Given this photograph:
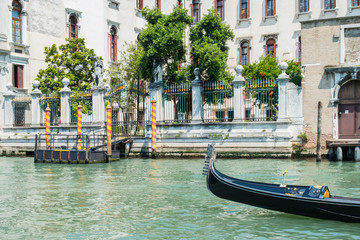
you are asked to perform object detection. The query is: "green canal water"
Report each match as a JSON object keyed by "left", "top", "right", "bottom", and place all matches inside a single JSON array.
[{"left": 0, "top": 157, "right": 360, "bottom": 239}]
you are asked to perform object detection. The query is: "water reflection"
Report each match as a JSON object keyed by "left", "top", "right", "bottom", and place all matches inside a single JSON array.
[{"left": 0, "top": 157, "right": 359, "bottom": 239}]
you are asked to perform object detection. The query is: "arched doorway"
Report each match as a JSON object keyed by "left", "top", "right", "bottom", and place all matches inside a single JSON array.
[{"left": 338, "top": 80, "right": 360, "bottom": 139}]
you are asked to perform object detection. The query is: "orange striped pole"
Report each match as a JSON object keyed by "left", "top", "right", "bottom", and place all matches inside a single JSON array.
[
  {"left": 77, "top": 103, "right": 83, "bottom": 150},
  {"left": 106, "top": 102, "right": 112, "bottom": 159},
  {"left": 151, "top": 97, "right": 157, "bottom": 155},
  {"left": 45, "top": 104, "right": 51, "bottom": 150}
]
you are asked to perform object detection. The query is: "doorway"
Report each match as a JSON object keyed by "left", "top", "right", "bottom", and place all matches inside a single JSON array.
[{"left": 338, "top": 80, "right": 360, "bottom": 139}]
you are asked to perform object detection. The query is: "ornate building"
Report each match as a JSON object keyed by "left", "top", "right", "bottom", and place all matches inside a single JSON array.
[{"left": 1, "top": 0, "right": 359, "bottom": 147}]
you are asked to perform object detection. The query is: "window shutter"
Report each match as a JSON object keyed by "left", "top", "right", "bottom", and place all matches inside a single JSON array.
[
  {"left": 140, "top": 0, "right": 143, "bottom": 9},
  {"left": 12, "top": 65, "right": 15, "bottom": 87},
  {"left": 265, "top": 0, "right": 268, "bottom": 16},
  {"left": 114, "top": 35, "right": 117, "bottom": 61},
  {"left": 75, "top": 25, "right": 78, "bottom": 39},
  {"left": 190, "top": 4, "right": 193, "bottom": 17},
  {"left": 274, "top": 0, "right": 276, "bottom": 15},
  {"left": 214, "top": 0, "right": 217, "bottom": 9},
  {"left": 68, "top": 24, "right": 71, "bottom": 38},
  {"left": 18, "top": 65, "right": 23, "bottom": 89}
]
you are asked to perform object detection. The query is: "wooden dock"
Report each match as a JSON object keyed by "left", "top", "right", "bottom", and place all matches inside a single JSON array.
[
  {"left": 326, "top": 139, "right": 360, "bottom": 161},
  {"left": 34, "top": 134, "right": 132, "bottom": 163}
]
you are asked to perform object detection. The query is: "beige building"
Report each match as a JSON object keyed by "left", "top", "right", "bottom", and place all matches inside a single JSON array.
[{"left": 301, "top": 16, "right": 360, "bottom": 150}]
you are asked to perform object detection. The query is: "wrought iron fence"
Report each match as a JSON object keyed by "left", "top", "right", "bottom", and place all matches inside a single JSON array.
[
  {"left": 105, "top": 82, "right": 149, "bottom": 137},
  {"left": 70, "top": 91, "right": 93, "bottom": 125},
  {"left": 244, "top": 78, "right": 278, "bottom": 121},
  {"left": 203, "top": 81, "right": 234, "bottom": 122},
  {"left": 163, "top": 82, "right": 192, "bottom": 124},
  {"left": 40, "top": 94, "right": 61, "bottom": 126},
  {"left": 13, "top": 94, "right": 32, "bottom": 126}
]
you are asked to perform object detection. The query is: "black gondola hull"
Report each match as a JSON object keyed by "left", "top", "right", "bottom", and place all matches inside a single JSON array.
[{"left": 204, "top": 145, "right": 360, "bottom": 222}]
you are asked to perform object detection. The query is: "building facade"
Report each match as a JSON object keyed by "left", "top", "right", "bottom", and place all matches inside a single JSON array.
[{"left": 1, "top": 0, "right": 360, "bottom": 149}]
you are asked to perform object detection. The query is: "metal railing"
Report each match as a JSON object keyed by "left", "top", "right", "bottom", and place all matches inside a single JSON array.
[
  {"left": 203, "top": 81, "right": 233, "bottom": 122},
  {"left": 70, "top": 91, "right": 93, "bottom": 125},
  {"left": 163, "top": 82, "right": 192, "bottom": 124},
  {"left": 12, "top": 94, "right": 32, "bottom": 126},
  {"left": 105, "top": 82, "right": 150, "bottom": 137},
  {"left": 40, "top": 94, "right": 61, "bottom": 126},
  {"left": 244, "top": 78, "right": 278, "bottom": 121}
]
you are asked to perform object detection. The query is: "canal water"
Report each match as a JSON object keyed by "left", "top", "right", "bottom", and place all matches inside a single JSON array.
[{"left": 0, "top": 157, "right": 360, "bottom": 239}]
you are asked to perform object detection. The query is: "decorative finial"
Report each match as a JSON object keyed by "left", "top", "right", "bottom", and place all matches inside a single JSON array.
[
  {"left": 62, "top": 78, "right": 70, "bottom": 89},
  {"left": 6, "top": 82, "right": 13, "bottom": 92},
  {"left": 235, "top": 65, "right": 243, "bottom": 77},
  {"left": 194, "top": 68, "right": 200, "bottom": 82},
  {"left": 279, "top": 62, "right": 288, "bottom": 75}
]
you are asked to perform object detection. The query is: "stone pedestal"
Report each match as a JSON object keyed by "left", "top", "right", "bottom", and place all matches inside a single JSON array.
[
  {"left": 59, "top": 78, "right": 71, "bottom": 125},
  {"left": 30, "top": 80, "right": 42, "bottom": 126},
  {"left": 233, "top": 65, "right": 246, "bottom": 122},
  {"left": 91, "top": 86, "right": 106, "bottom": 123},
  {"left": 191, "top": 68, "right": 203, "bottom": 123},
  {"left": 149, "top": 81, "right": 164, "bottom": 122},
  {"left": 277, "top": 62, "right": 290, "bottom": 121},
  {"left": 3, "top": 83, "right": 15, "bottom": 127}
]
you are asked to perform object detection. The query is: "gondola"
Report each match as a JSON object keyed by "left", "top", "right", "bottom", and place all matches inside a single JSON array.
[{"left": 203, "top": 144, "right": 360, "bottom": 222}]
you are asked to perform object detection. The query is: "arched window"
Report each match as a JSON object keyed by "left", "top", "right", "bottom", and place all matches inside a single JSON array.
[
  {"left": 191, "top": 0, "right": 200, "bottom": 24},
  {"left": 215, "top": 0, "right": 224, "bottom": 20},
  {"left": 266, "top": 38, "right": 276, "bottom": 57},
  {"left": 266, "top": 0, "right": 275, "bottom": 16},
  {"left": 110, "top": 27, "right": 117, "bottom": 62},
  {"left": 240, "top": 0, "right": 249, "bottom": 19},
  {"left": 240, "top": 41, "right": 250, "bottom": 65},
  {"left": 12, "top": 0, "right": 22, "bottom": 44},
  {"left": 155, "top": 0, "right": 161, "bottom": 10},
  {"left": 137, "top": 0, "right": 144, "bottom": 10},
  {"left": 299, "top": 0, "right": 309, "bottom": 12},
  {"left": 325, "top": 0, "right": 335, "bottom": 9},
  {"left": 69, "top": 15, "right": 78, "bottom": 39}
]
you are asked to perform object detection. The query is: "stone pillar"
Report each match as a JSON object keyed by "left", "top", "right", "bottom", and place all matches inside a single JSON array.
[
  {"left": 30, "top": 80, "right": 42, "bottom": 126},
  {"left": 59, "top": 78, "right": 72, "bottom": 125},
  {"left": 149, "top": 81, "right": 164, "bottom": 122},
  {"left": 3, "top": 83, "right": 15, "bottom": 127},
  {"left": 91, "top": 86, "right": 106, "bottom": 123},
  {"left": 277, "top": 62, "right": 290, "bottom": 121},
  {"left": 191, "top": 68, "right": 203, "bottom": 123},
  {"left": 233, "top": 65, "right": 246, "bottom": 122}
]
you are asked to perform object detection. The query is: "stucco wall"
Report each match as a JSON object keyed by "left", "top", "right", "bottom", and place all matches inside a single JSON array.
[{"left": 301, "top": 16, "right": 360, "bottom": 147}]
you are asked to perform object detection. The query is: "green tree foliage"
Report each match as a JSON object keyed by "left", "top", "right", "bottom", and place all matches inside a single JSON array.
[
  {"left": 189, "top": 9, "right": 234, "bottom": 83},
  {"left": 36, "top": 38, "right": 101, "bottom": 94},
  {"left": 139, "top": 6, "right": 193, "bottom": 83},
  {"left": 242, "top": 54, "right": 302, "bottom": 86},
  {"left": 107, "top": 42, "right": 144, "bottom": 86}
]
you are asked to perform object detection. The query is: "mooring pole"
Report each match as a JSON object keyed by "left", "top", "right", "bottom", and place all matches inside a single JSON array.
[
  {"left": 77, "top": 103, "right": 83, "bottom": 150},
  {"left": 45, "top": 104, "right": 51, "bottom": 150},
  {"left": 151, "top": 97, "right": 157, "bottom": 157},
  {"left": 106, "top": 102, "right": 112, "bottom": 162},
  {"left": 316, "top": 101, "right": 322, "bottom": 161}
]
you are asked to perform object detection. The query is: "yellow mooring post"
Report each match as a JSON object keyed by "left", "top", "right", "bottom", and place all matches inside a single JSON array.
[
  {"left": 77, "top": 103, "right": 83, "bottom": 150},
  {"left": 45, "top": 104, "right": 51, "bottom": 150},
  {"left": 151, "top": 97, "right": 157, "bottom": 157},
  {"left": 106, "top": 102, "right": 112, "bottom": 162}
]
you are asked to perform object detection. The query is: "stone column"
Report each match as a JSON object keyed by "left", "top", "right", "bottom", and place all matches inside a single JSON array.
[
  {"left": 30, "top": 80, "right": 42, "bottom": 126},
  {"left": 59, "top": 78, "right": 72, "bottom": 125},
  {"left": 191, "top": 68, "right": 203, "bottom": 123},
  {"left": 3, "top": 83, "right": 15, "bottom": 127},
  {"left": 149, "top": 81, "right": 164, "bottom": 122},
  {"left": 91, "top": 86, "right": 106, "bottom": 123},
  {"left": 233, "top": 65, "right": 246, "bottom": 122},
  {"left": 277, "top": 62, "right": 290, "bottom": 121}
]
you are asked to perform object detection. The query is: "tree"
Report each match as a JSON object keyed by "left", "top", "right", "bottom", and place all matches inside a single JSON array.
[
  {"left": 36, "top": 38, "right": 101, "bottom": 94},
  {"left": 139, "top": 6, "right": 193, "bottom": 83},
  {"left": 242, "top": 54, "right": 302, "bottom": 86},
  {"left": 107, "top": 42, "right": 144, "bottom": 86},
  {"left": 189, "top": 9, "right": 234, "bottom": 83}
]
